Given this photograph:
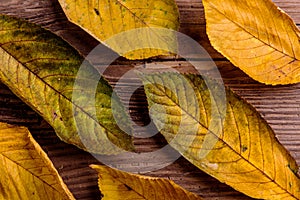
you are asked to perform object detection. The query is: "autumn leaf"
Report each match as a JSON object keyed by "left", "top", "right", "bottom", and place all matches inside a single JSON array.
[
  {"left": 0, "top": 122, "right": 74, "bottom": 199},
  {"left": 140, "top": 72, "right": 300, "bottom": 199},
  {"left": 0, "top": 14, "right": 134, "bottom": 154},
  {"left": 203, "top": 0, "right": 300, "bottom": 85},
  {"left": 90, "top": 164, "right": 203, "bottom": 200},
  {"left": 58, "top": 0, "right": 180, "bottom": 60}
]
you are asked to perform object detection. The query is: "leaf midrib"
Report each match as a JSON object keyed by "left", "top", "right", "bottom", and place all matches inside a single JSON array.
[
  {"left": 116, "top": 182, "right": 146, "bottom": 199},
  {"left": 207, "top": 2, "right": 300, "bottom": 62},
  {"left": 0, "top": 152, "right": 62, "bottom": 195},
  {"left": 0, "top": 40, "right": 111, "bottom": 138},
  {"left": 116, "top": 0, "right": 177, "bottom": 27},
  {"left": 97, "top": 0, "right": 178, "bottom": 52},
  {"left": 115, "top": 0, "right": 177, "bottom": 52},
  {"left": 116, "top": 0, "right": 149, "bottom": 28},
  {"left": 148, "top": 74, "right": 298, "bottom": 199}
]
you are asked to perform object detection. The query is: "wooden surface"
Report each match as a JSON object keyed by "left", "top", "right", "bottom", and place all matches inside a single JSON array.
[{"left": 1, "top": 0, "right": 300, "bottom": 199}]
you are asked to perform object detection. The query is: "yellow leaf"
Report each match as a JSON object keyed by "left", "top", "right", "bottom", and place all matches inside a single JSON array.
[
  {"left": 90, "top": 164, "right": 203, "bottom": 200},
  {"left": 203, "top": 0, "right": 300, "bottom": 85},
  {"left": 0, "top": 122, "right": 74, "bottom": 200},
  {"left": 141, "top": 72, "right": 300, "bottom": 199},
  {"left": 0, "top": 14, "right": 134, "bottom": 154},
  {"left": 58, "top": 0, "right": 180, "bottom": 60}
]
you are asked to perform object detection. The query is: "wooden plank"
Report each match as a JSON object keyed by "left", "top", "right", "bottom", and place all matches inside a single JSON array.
[{"left": 0, "top": 0, "right": 300, "bottom": 199}]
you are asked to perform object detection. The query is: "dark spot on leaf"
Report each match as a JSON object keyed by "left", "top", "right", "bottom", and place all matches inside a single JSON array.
[
  {"left": 241, "top": 145, "right": 248, "bottom": 152},
  {"left": 15, "top": 46, "right": 21, "bottom": 50},
  {"left": 124, "top": 184, "right": 132, "bottom": 191},
  {"left": 287, "top": 163, "right": 298, "bottom": 175},
  {"left": 94, "top": 8, "right": 100, "bottom": 16}
]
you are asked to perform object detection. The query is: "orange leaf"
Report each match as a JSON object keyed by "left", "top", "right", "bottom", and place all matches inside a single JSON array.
[{"left": 203, "top": 0, "right": 300, "bottom": 85}]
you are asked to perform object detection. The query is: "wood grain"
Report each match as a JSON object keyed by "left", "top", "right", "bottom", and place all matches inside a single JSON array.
[{"left": 0, "top": 0, "right": 300, "bottom": 199}]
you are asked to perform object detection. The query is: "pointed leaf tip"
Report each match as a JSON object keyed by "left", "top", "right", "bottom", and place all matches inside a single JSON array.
[
  {"left": 203, "top": 0, "right": 300, "bottom": 85},
  {"left": 90, "top": 164, "right": 203, "bottom": 200}
]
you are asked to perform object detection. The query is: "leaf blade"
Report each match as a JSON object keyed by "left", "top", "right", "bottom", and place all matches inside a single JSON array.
[
  {"left": 203, "top": 0, "right": 300, "bottom": 85},
  {"left": 58, "top": 0, "right": 180, "bottom": 60},
  {"left": 0, "top": 14, "right": 134, "bottom": 154},
  {"left": 90, "top": 164, "right": 203, "bottom": 200},
  {"left": 0, "top": 122, "right": 74, "bottom": 200},
  {"left": 141, "top": 72, "right": 300, "bottom": 199}
]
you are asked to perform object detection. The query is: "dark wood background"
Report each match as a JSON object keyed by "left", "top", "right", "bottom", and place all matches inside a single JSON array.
[{"left": 1, "top": 0, "right": 300, "bottom": 199}]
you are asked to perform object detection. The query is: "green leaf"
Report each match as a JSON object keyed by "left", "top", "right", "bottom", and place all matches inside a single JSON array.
[
  {"left": 0, "top": 122, "right": 74, "bottom": 200},
  {"left": 140, "top": 72, "right": 300, "bottom": 199},
  {"left": 58, "top": 0, "right": 180, "bottom": 60},
  {"left": 0, "top": 14, "right": 134, "bottom": 154}
]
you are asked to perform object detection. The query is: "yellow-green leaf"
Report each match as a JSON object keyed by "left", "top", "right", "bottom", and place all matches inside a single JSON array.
[
  {"left": 90, "top": 164, "right": 203, "bottom": 200},
  {"left": 0, "top": 122, "right": 74, "bottom": 200},
  {"left": 58, "top": 0, "right": 180, "bottom": 60},
  {"left": 141, "top": 72, "right": 300, "bottom": 199},
  {"left": 203, "top": 0, "right": 300, "bottom": 85},
  {"left": 0, "top": 14, "right": 134, "bottom": 154}
]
